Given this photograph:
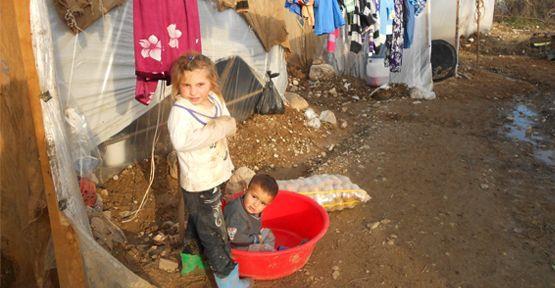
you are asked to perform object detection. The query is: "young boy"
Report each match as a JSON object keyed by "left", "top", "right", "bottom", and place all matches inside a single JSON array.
[{"left": 224, "top": 174, "right": 278, "bottom": 251}]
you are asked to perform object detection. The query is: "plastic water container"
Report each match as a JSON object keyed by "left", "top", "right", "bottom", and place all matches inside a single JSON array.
[
  {"left": 224, "top": 191, "right": 329, "bottom": 280},
  {"left": 366, "top": 56, "right": 389, "bottom": 87}
]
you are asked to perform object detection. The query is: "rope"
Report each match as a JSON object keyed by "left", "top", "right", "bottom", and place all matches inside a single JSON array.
[{"left": 122, "top": 85, "right": 164, "bottom": 223}]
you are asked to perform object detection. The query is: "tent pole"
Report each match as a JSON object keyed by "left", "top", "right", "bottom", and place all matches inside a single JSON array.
[
  {"left": 455, "top": 0, "right": 461, "bottom": 76},
  {"left": 476, "top": 0, "right": 483, "bottom": 65},
  {"left": 9, "top": 1, "right": 88, "bottom": 287}
]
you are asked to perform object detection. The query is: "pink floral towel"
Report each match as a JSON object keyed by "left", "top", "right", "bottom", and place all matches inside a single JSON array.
[{"left": 133, "top": 0, "right": 202, "bottom": 105}]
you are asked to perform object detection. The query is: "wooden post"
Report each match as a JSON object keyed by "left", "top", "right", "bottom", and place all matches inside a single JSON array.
[
  {"left": 1, "top": 1, "right": 87, "bottom": 287},
  {"left": 455, "top": 0, "right": 461, "bottom": 76},
  {"left": 476, "top": 0, "right": 482, "bottom": 65}
]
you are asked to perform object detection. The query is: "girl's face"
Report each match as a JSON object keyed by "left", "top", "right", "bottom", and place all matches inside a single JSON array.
[
  {"left": 179, "top": 68, "right": 212, "bottom": 106},
  {"left": 243, "top": 185, "right": 273, "bottom": 215}
]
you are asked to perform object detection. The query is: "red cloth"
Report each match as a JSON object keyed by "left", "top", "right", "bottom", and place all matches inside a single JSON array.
[
  {"left": 79, "top": 178, "right": 97, "bottom": 207},
  {"left": 133, "top": 0, "right": 202, "bottom": 105},
  {"left": 327, "top": 28, "right": 340, "bottom": 53}
]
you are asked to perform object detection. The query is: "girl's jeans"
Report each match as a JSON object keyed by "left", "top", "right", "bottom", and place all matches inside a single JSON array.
[{"left": 182, "top": 187, "right": 235, "bottom": 277}]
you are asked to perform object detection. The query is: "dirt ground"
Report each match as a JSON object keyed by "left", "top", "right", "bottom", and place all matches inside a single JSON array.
[{"left": 99, "top": 21, "right": 555, "bottom": 287}]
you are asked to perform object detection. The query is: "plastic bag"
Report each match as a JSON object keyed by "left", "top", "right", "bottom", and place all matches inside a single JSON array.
[
  {"left": 255, "top": 71, "right": 285, "bottom": 115},
  {"left": 65, "top": 107, "right": 101, "bottom": 177},
  {"left": 277, "top": 174, "right": 371, "bottom": 211}
]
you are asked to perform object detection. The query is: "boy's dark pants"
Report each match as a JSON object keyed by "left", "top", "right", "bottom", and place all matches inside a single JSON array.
[{"left": 182, "top": 187, "right": 235, "bottom": 277}]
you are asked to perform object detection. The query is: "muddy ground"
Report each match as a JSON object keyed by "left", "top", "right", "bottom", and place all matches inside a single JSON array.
[{"left": 99, "top": 21, "right": 555, "bottom": 287}]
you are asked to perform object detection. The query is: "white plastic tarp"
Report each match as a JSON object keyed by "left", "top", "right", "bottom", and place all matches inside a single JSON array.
[
  {"left": 431, "top": 0, "right": 495, "bottom": 45},
  {"left": 46, "top": 0, "right": 287, "bottom": 145},
  {"left": 390, "top": 1, "right": 433, "bottom": 92},
  {"left": 329, "top": 1, "right": 433, "bottom": 92}
]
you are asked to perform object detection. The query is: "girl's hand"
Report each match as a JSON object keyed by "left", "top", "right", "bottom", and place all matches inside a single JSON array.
[{"left": 214, "top": 116, "right": 237, "bottom": 136}]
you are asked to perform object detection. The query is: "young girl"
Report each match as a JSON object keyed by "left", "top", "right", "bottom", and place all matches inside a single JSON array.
[{"left": 167, "top": 52, "right": 250, "bottom": 287}]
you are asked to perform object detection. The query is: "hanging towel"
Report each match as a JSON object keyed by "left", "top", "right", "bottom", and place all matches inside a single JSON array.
[{"left": 133, "top": 0, "right": 202, "bottom": 105}]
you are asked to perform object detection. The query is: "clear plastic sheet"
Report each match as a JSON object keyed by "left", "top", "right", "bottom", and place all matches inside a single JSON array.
[
  {"left": 31, "top": 0, "right": 154, "bottom": 286},
  {"left": 198, "top": 0, "right": 288, "bottom": 103},
  {"left": 277, "top": 174, "right": 371, "bottom": 211},
  {"left": 45, "top": 0, "right": 287, "bottom": 146}
]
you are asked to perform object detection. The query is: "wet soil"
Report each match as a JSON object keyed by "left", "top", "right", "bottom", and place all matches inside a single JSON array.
[{"left": 99, "top": 22, "right": 555, "bottom": 287}]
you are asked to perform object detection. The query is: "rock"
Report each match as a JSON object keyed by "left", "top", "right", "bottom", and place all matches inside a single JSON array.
[
  {"left": 332, "top": 265, "right": 339, "bottom": 271},
  {"left": 340, "top": 120, "right": 348, "bottom": 129},
  {"left": 332, "top": 270, "right": 340, "bottom": 280},
  {"left": 113, "top": 175, "right": 119, "bottom": 181},
  {"left": 410, "top": 87, "right": 436, "bottom": 100},
  {"left": 90, "top": 215, "right": 126, "bottom": 250},
  {"left": 225, "top": 167, "right": 256, "bottom": 196},
  {"left": 344, "top": 82, "right": 351, "bottom": 90},
  {"left": 100, "top": 189, "right": 109, "bottom": 197},
  {"left": 304, "top": 108, "right": 318, "bottom": 120},
  {"left": 367, "top": 221, "right": 380, "bottom": 230},
  {"left": 320, "top": 110, "right": 337, "bottom": 125},
  {"left": 328, "top": 88, "right": 338, "bottom": 97},
  {"left": 153, "top": 233, "right": 167, "bottom": 245},
  {"left": 352, "top": 95, "right": 360, "bottom": 101},
  {"left": 480, "top": 183, "right": 489, "bottom": 190},
  {"left": 309, "top": 64, "right": 336, "bottom": 81},
  {"left": 312, "top": 58, "right": 324, "bottom": 65},
  {"left": 167, "top": 151, "right": 178, "bottom": 179},
  {"left": 292, "top": 79, "right": 299, "bottom": 86},
  {"left": 285, "top": 92, "right": 309, "bottom": 111},
  {"left": 341, "top": 106, "right": 348, "bottom": 113},
  {"left": 159, "top": 258, "right": 178, "bottom": 273},
  {"left": 307, "top": 118, "right": 322, "bottom": 129}
]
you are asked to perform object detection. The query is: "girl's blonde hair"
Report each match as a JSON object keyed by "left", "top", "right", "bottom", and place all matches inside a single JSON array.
[{"left": 170, "top": 51, "right": 223, "bottom": 101}]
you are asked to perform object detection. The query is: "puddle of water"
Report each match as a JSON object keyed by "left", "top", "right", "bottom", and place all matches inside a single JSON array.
[{"left": 504, "top": 104, "right": 555, "bottom": 166}]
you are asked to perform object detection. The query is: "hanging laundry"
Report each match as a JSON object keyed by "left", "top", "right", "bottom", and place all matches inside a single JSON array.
[
  {"left": 408, "top": 0, "right": 426, "bottom": 16},
  {"left": 403, "top": 0, "right": 416, "bottom": 49},
  {"left": 313, "top": 0, "right": 345, "bottom": 35},
  {"left": 133, "top": 0, "right": 201, "bottom": 105},
  {"left": 384, "top": 0, "right": 403, "bottom": 72},
  {"left": 285, "top": 0, "right": 303, "bottom": 16},
  {"left": 327, "top": 28, "right": 341, "bottom": 52},
  {"left": 302, "top": 0, "right": 315, "bottom": 27},
  {"left": 348, "top": 0, "right": 380, "bottom": 54},
  {"left": 343, "top": 0, "right": 356, "bottom": 13},
  {"left": 378, "top": 0, "right": 394, "bottom": 44}
]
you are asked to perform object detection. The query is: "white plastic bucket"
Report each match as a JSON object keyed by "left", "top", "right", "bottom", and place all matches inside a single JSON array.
[
  {"left": 366, "top": 57, "right": 389, "bottom": 87},
  {"left": 103, "top": 140, "right": 127, "bottom": 167}
]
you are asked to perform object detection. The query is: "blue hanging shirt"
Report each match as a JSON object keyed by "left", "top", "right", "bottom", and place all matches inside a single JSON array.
[
  {"left": 314, "top": 0, "right": 346, "bottom": 35},
  {"left": 403, "top": 0, "right": 416, "bottom": 48},
  {"left": 379, "top": 0, "right": 394, "bottom": 36}
]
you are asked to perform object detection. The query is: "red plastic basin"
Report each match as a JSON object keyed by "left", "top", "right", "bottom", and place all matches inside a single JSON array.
[{"left": 230, "top": 190, "right": 329, "bottom": 280}]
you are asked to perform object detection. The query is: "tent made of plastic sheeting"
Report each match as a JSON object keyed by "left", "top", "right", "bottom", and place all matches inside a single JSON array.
[
  {"left": 327, "top": 1, "right": 433, "bottom": 93},
  {"left": 40, "top": 0, "right": 287, "bottom": 146},
  {"left": 29, "top": 0, "right": 288, "bottom": 285},
  {"left": 431, "top": 0, "right": 495, "bottom": 45}
]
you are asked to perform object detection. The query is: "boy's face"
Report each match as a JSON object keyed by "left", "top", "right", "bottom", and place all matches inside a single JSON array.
[{"left": 243, "top": 185, "right": 273, "bottom": 215}]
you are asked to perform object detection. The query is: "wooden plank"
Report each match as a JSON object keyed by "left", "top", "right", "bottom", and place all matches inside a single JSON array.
[
  {"left": 1, "top": 1, "right": 52, "bottom": 287},
  {"left": 1, "top": 1, "right": 88, "bottom": 287}
]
